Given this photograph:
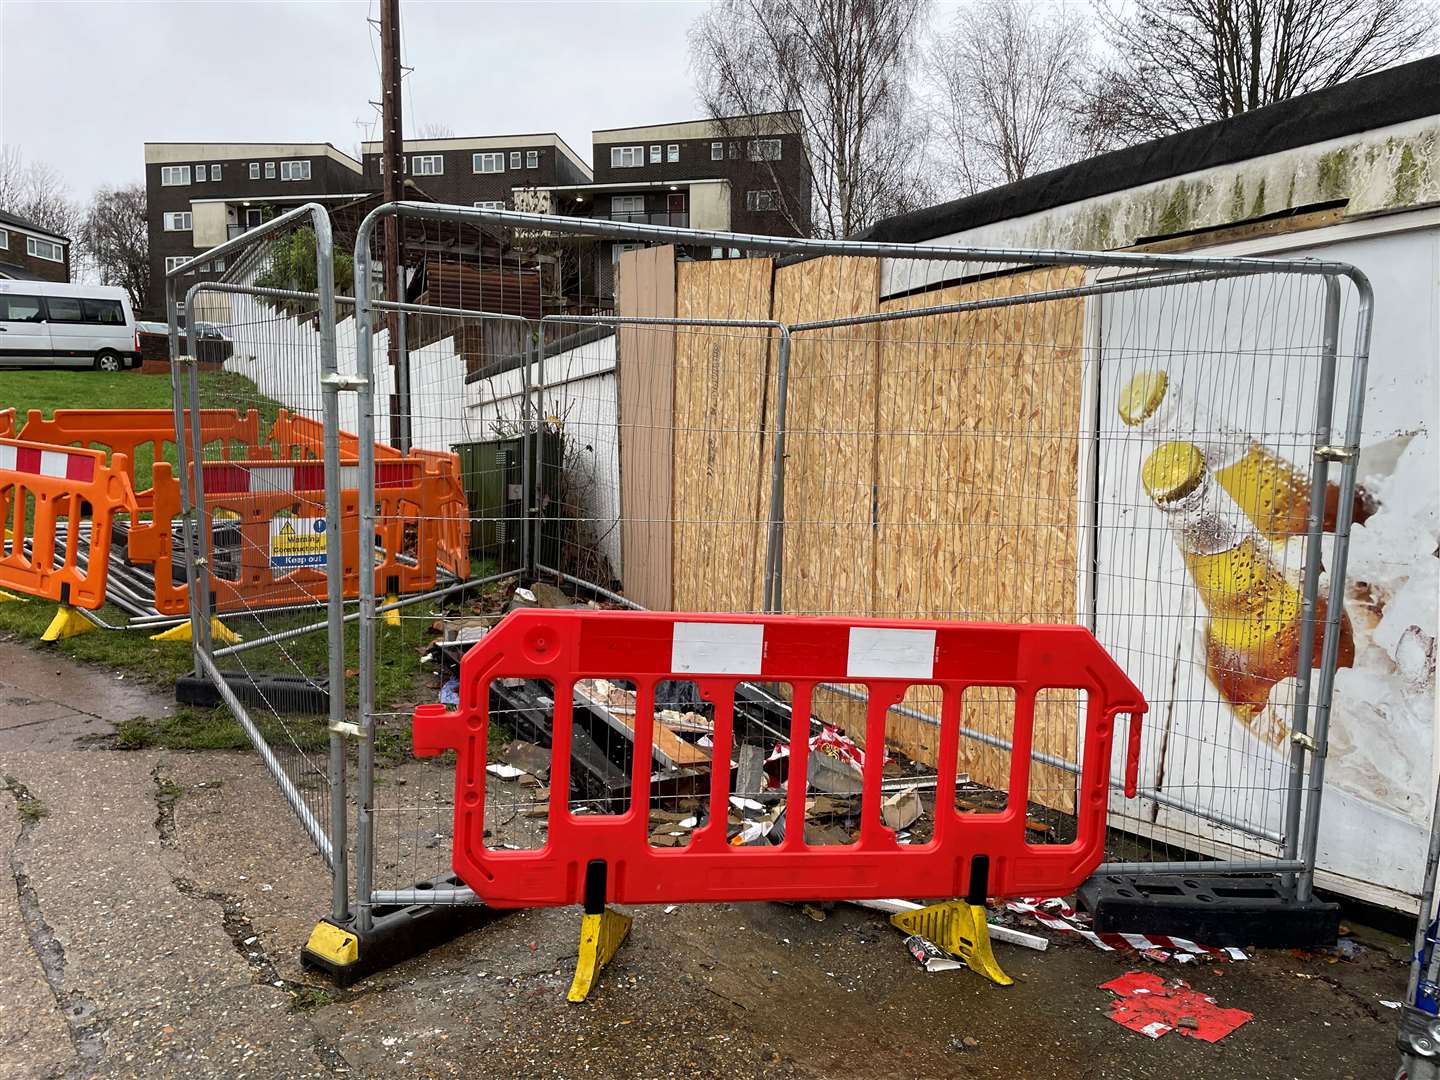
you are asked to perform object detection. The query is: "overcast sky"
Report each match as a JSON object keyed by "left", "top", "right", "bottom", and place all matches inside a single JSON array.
[{"left": 1, "top": 1, "right": 707, "bottom": 200}]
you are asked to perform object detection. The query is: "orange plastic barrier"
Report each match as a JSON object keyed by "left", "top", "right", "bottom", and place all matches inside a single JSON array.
[
  {"left": 0, "top": 409, "right": 14, "bottom": 439},
  {"left": 12, "top": 407, "right": 470, "bottom": 617},
  {"left": 266, "top": 410, "right": 403, "bottom": 462},
  {"left": 414, "top": 610, "right": 1148, "bottom": 908},
  {"left": 0, "top": 438, "right": 138, "bottom": 610},
  {"left": 148, "top": 457, "right": 470, "bottom": 615}
]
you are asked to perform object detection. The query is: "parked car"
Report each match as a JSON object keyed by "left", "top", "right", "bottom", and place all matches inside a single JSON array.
[
  {"left": 0, "top": 281, "right": 141, "bottom": 371},
  {"left": 135, "top": 317, "right": 233, "bottom": 367}
]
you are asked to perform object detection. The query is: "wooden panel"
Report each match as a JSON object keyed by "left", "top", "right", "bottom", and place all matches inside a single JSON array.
[
  {"left": 617, "top": 246, "right": 677, "bottom": 610},
  {"left": 873, "top": 266, "right": 1088, "bottom": 810},
  {"left": 671, "top": 257, "right": 776, "bottom": 613}
]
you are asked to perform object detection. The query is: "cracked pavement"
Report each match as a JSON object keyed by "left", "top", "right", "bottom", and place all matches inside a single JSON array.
[{"left": 0, "top": 640, "right": 1417, "bottom": 1079}]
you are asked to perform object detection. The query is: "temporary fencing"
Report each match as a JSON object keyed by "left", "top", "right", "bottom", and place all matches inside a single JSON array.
[{"left": 130, "top": 198, "right": 1375, "bottom": 990}]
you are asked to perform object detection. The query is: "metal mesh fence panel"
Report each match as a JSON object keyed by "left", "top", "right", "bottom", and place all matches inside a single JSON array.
[
  {"left": 166, "top": 205, "right": 349, "bottom": 915},
  {"left": 350, "top": 205, "right": 1370, "bottom": 919}
]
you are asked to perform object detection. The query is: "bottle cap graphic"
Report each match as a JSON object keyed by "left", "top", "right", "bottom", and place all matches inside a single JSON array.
[
  {"left": 1119, "top": 370, "right": 1168, "bottom": 425},
  {"left": 1142, "top": 441, "right": 1205, "bottom": 504}
]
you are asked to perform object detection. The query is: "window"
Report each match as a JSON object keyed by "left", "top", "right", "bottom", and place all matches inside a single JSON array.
[
  {"left": 649, "top": 145, "right": 662, "bottom": 164},
  {"left": 249, "top": 162, "right": 260, "bottom": 179},
  {"left": 26, "top": 237, "right": 63, "bottom": 262},
  {"left": 526, "top": 150, "right": 538, "bottom": 169},
  {"left": 711, "top": 142, "right": 723, "bottom": 161},
  {"left": 264, "top": 161, "right": 276, "bottom": 179},
  {"left": 610, "top": 195, "right": 645, "bottom": 220},
  {"left": 160, "top": 165, "right": 191, "bottom": 186},
  {"left": 0, "top": 294, "right": 43, "bottom": 322},
  {"left": 728, "top": 142, "right": 740, "bottom": 159},
  {"left": 473, "top": 152, "right": 504, "bottom": 173},
  {"left": 610, "top": 145, "right": 644, "bottom": 168},
  {"left": 164, "top": 256, "right": 190, "bottom": 273},
  {"left": 509, "top": 151, "right": 521, "bottom": 169},
  {"left": 612, "top": 242, "right": 643, "bottom": 264},
  {"left": 45, "top": 296, "right": 84, "bottom": 322},
  {"left": 163, "top": 211, "right": 192, "bottom": 231},
  {"left": 745, "top": 189, "right": 779, "bottom": 211},
  {"left": 280, "top": 159, "right": 312, "bottom": 181},
  {"left": 195, "top": 165, "right": 207, "bottom": 183},
  {"left": 666, "top": 144, "right": 679, "bottom": 163},
  {"left": 748, "top": 139, "right": 782, "bottom": 162},
  {"left": 209, "top": 256, "right": 226, "bottom": 272},
  {"left": 82, "top": 298, "right": 126, "bottom": 325},
  {"left": 210, "top": 164, "right": 221, "bottom": 180},
  {"left": 412, "top": 154, "right": 444, "bottom": 176},
  {"left": 0, "top": 229, "right": 8, "bottom": 250},
  {"left": 473, "top": 200, "right": 505, "bottom": 210}
]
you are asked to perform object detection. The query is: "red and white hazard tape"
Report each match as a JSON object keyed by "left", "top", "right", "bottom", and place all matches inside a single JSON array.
[
  {"left": 203, "top": 461, "right": 415, "bottom": 495},
  {"left": 1005, "top": 898, "right": 1248, "bottom": 961},
  {"left": 0, "top": 441, "right": 96, "bottom": 483}
]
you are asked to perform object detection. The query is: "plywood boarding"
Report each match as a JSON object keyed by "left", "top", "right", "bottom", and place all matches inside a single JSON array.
[
  {"left": 671, "top": 257, "right": 776, "bottom": 613},
  {"left": 872, "top": 266, "right": 1088, "bottom": 811},
  {"left": 617, "top": 246, "right": 677, "bottom": 610},
  {"left": 769, "top": 257, "right": 882, "bottom": 743}
]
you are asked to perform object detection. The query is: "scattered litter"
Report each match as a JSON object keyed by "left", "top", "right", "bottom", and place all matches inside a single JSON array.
[
  {"left": 946, "top": 1036, "right": 980, "bottom": 1053},
  {"left": 904, "top": 935, "right": 963, "bottom": 972},
  {"left": 497, "top": 740, "right": 551, "bottom": 779},
  {"left": 1006, "top": 897, "right": 1247, "bottom": 960},
  {"left": 1380, "top": 999, "right": 1403, "bottom": 1009},
  {"left": 1102, "top": 971, "right": 1252, "bottom": 1042},
  {"left": 439, "top": 677, "right": 460, "bottom": 708},
  {"left": 852, "top": 898, "right": 1048, "bottom": 952},
  {"left": 513, "top": 587, "right": 537, "bottom": 603},
  {"left": 1140, "top": 947, "right": 1171, "bottom": 964},
  {"left": 486, "top": 763, "right": 527, "bottom": 780},
  {"left": 663, "top": 905, "right": 678, "bottom": 914},
  {"left": 678, "top": 816, "right": 699, "bottom": 829},
  {"left": 729, "top": 795, "right": 765, "bottom": 813},
  {"left": 801, "top": 904, "right": 828, "bottom": 923}
]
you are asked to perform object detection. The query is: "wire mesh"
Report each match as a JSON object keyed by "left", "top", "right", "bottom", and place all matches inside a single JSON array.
[{"left": 347, "top": 206, "right": 1366, "bottom": 909}]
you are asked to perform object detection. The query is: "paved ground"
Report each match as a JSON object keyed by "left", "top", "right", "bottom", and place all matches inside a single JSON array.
[{"left": 0, "top": 639, "right": 1413, "bottom": 1079}]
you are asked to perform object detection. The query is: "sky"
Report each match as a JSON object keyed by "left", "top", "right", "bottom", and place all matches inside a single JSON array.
[{"left": 0, "top": 0, "right": 708, "bottom": 201}]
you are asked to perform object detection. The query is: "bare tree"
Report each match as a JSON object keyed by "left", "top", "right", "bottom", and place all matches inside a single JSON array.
[
  {"left": 0, "top": 145, "right": 82, "bottom": 241},
  {"left": 690, "top": 0, "right": 932, "bottom": 239},
  {"left": 415, "top": 121, "right": 455, "bottom": 138},
  {"left": 1094, "top": 0, "right": 1435, "bottom": 140},
  {"left": 82, "top": 185, "right": 149, "bottom": 312},
  {"left": 924, "top": 0, "right": 1097, "bottom": 197}
]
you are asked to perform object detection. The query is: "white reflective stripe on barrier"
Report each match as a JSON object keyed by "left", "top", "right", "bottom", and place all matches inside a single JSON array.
[
  {"left": 671, "top": 621, "right": 765, "bottom": 675},
  {"left": 846, "top": 627, "right": 937, "bottom": 679}
]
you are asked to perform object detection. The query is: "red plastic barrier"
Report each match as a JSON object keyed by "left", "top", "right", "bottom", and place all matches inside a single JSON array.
[{"left": 413, "top": 610, "right": 1147, "bottom": 908}]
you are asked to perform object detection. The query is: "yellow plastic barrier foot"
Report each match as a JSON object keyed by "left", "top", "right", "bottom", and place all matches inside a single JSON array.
[
  {"left": 41, "top": 605, "right": 94, "bottom": 642},
  {"left": 383, "top": 594, "right": 401, "bottom": 627},
  {"left": 0, "top": 589, "right": 23, "bottom": 603},
  {"left": 567, "top": 907, "right": 633, "bottom": 1003},
  {"left": 304, "top": 920, "right": 360, "bottom": 969},
  {"left": 890, "top": 900, "right": 1014, "bottom": 987},
  {"left": 150, "top": 618, "right": 242, "bottom": 645}
]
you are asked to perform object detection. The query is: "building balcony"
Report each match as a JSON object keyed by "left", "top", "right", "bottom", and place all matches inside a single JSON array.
[
  {"left": 226, "top": 222, "right": 257, "bottom": 241},
  {"left": 595, "top": 210, "right": 689, "bottom": 228}
]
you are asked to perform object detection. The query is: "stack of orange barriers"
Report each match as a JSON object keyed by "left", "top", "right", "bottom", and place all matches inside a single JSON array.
[{"left": 0, "top": 407, "right": 470, "bottom": 623}]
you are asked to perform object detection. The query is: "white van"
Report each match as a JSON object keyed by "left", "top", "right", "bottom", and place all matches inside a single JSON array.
[{"left": 0, "top": 280, "right": 140, "bottom": 372}]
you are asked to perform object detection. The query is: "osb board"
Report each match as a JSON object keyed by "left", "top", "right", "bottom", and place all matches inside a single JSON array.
[
  {"left": 873, "top": 266, "right": 1088, "bottom": 811},
  {"left": 671, "top": 257, "right": 776, "bottom": 613},
  {"left": 767, "top": 256, "right": 881, "bottom": 744},
  {"left": 770, "top": 256, "right": 881, "bottom": 620},
  {"left": 617, "top": 246, "right": 677, "bottom": 611}
]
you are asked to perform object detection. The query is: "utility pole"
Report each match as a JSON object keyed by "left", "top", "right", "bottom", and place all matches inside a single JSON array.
[{"left": 379, "top": 0, "right": 410, "bottom": 449}]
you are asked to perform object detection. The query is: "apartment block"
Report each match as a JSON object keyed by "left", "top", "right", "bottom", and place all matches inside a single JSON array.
[
  {"left": 143, "top": 142, "right": 368, "bottom": 316},
  {"left": 359, "top": 133, "right": 591, "bottom": 208}
]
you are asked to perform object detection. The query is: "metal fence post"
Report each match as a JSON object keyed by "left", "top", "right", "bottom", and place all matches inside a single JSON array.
[
  {"left": 353, "top": 204, "right": 382, "bottom": 933},
  {"left": 312, "top": 209, "right": 350, "bottom": 925},
  {"left": 1296, "top": 270, "right": 1375, "bottom": 903},
  {"left": 182, "top": 286, "right": 214, "bottom": 660},
  {"left": 1281, "top": 275, "right": 1342, "bottom": 890},
  {"left": 762, "top": 327, "right": 792, "bottom": 613},
  {"left": 163, "top": 276, "right": 206, "bottom": 670}
]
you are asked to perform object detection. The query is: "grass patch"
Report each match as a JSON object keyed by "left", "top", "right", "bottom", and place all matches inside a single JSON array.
[
  {"left": 3, "top": 775, "right": 48, "bottom": 823},
  {"left": 288, "top": 985, "right": 336, "bottom": 1011}
]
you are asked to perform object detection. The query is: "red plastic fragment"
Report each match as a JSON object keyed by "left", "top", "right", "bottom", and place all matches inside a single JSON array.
[{"left": 1101, "top": 971, "right": 1253, "bottom": 1042}]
